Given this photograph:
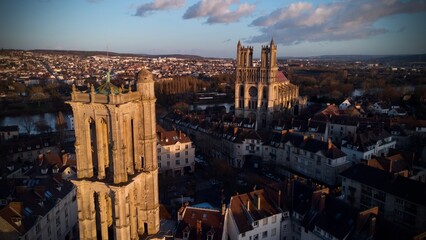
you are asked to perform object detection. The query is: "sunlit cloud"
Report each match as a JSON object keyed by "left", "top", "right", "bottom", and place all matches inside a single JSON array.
[
  {"left": 248, "top": 0, "right": 426, "bottom": 45},
  {"left": 183, "top": 0, "right": 255, "bottom": 24},
  {"left": 134, "top": 0, "right": 186, "bottom": 17}
]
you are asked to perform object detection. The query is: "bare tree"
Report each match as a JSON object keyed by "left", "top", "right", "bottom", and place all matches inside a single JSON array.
[
  {"left": 21, "top": 114, "right": 34, "bottom": 134},
  {"left": 35, "top": 119, "right": 51, "bottom": 134}
]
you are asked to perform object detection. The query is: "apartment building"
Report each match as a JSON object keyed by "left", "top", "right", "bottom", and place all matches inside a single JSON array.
[
  {"left": 265, "top": 132, "right": 350, "bottom": 186},
  {"left": 341, "top": 128, "right": 396, "bottom": 163},
  {"left": 175, "top": 205, "right": 225, "bottom": 240},
  {"left": 0, "top": 176, "right": 77, "bottom": 240},
  {"left": 340, "top": 164, "right": 426, "bottom": 235},
  {"left": 226, "top": 189, "right": 289, "bottom": 240},
  {"left": 157, "top": 125, "right": 195, "bottom": 177}
]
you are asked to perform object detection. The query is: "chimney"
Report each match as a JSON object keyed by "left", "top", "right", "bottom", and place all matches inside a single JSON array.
[
  {"left": 234, "top": 127, "right": 238, "bottom": 136},
  {"left": 278, "top": 190, "right": 281, "bottom": 208},
  {"left": 247, "top": 200, "right": 250, "bottom": 211},
  {"left": 327, "top": 138, "right": 333, "bottom": 150},
  {"left": 197, "top": 220, "right": 202, "bottom": 239},
  {"left": 222, "top": 204, "right": 226, "bottom": 216},
  {"left": 257, "top": 196, "right": 261, "bottom": 209},
  {"left": 319, "top": 194, "right": 326, "bottom": 212},
  {"left": 369, "top": 217, "right": 376, "bottom": 237},
  {"left": 286, "top": 179, "right": 292, "bottom": 198}
]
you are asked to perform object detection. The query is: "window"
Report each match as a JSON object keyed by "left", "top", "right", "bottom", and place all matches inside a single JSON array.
[
  {"left": 253, "top": 234, "right": 259, "bottom": 240},
  {"left": 185, "top": 158, "right": 188, "bottom": 163},
  {"left": 262, "top": 231, "right": 268, "bottom": 238},
  {"left": 56, "top": 216, "right": 61, "bottom": 226},
  {"left": 263, "top": 218, "right": 268, "bottom": 225},
  {"left": 175, "top": 152, "right": 180, "bottom": 157},
  {"left": 35, "top": 224, "right": 41, "bottom": 233},
  {"left": 185, "top": 151, "right": 188, "bottom": 156},
  {"left": 271, "top": 215, "right": 277, "bottom": 223},
  {"left": 157, "top": 148, "right": 161, "bottom": 153},
  {"left": 176, "top": 160, "right": 180, "bottom": 165},
  {"left": 176, "top": 146, "right": 180, "bottom": 151},
  {"left": 271, "top": 228, "right": 276, "bottom": 236},
  {"left": 167, "top": 154, "right": 170, "bottom": 159},
  {"left": 253, "top": 221, "right": 258, "bottom": 227},
  {"left": 185, "top": 144, "right": 189, "bottom": 149}
]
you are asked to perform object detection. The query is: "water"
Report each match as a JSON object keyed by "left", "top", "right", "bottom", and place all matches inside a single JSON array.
[{"left": 0, "top": 112, "right": 72, "bottom": 134}]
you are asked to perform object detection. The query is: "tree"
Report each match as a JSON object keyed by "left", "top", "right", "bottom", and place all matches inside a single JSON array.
[
  {"left": 56, "top": 111, "right": 68, "bottom": 143},
  {"left": 21, "top": 115, "right": 34, "bottom": 134},
  {"left": 35, "top": 119, "right": 51, "bottom": 134}
]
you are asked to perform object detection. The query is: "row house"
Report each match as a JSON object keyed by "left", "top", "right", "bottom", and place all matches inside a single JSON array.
[
  {"left": 265, "top": 132, "right": 350, "bottom": 186},
  {"left": 175, "top": 205, "right": 225, "bottom": 240},
  {"left": 224, "top": 180, "right": 381, "bottom": 240},
  {"left": 0, "top": 125, "right": 19, "bottom": 142},
  {"left": 164, "top": 113, "right": 350, "bottom": 186},
  {"left": 226, "top": 189, "right": 289, "bottom": 240},
  {"left": 2, "top": 136, "right": 59, "bottom": 162},
  {"left": 0, "top": 176, "right": 78, "bottom": 240},
  {"left": 157, "top": 125, "right": 195, "bottom": 177},
  {"left": 340, "top": 164, "right": 426, "bottom": 236},
  {"left": 341, "top": 127, "right": 396, "bottom": 163}
]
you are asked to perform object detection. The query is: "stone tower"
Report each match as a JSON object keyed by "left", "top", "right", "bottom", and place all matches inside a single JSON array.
[
  {"left": 235, "top": 39, "right": 300, "bottom": 129},
  {"left": 67, "top": 69, "right": 159, "bottom": 239}
]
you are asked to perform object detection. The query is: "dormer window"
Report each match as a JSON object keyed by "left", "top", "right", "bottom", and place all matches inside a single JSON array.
[
  {"left": 41, "top": 168, "right": 48, "bottom": 174},
  {"left": 37, "top": 199, "right": 44, "bottom": 207},
  {"left": 12, "top": 217, "right": 22, "bottom": 226},
  {"left": 183, "top": 226, "right": 190, "bottom": 240}
]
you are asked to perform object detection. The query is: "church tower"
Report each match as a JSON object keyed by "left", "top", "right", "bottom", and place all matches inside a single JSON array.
[
  {"left": 67, "top": 69, "right": 159, "bottom": 239},
  {"left": 235, "top": 39, "right": 299, "bottom": 129}
]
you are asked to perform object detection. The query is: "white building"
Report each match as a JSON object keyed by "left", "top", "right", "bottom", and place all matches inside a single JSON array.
[
  {"left": 341, "top": 128, "right": 396, "bottom": 163},
  {"left": 157, "top": 125, "right": 195, "bottom": 177},
  {"left": 0, "top": 176, "right": 78, "bottom": 240},
  {"left": 226, "top": 189, "right": 289, "bottom": 240}
]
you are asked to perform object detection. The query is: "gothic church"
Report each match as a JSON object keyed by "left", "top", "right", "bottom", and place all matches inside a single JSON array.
[{"left": 235, "top": 39, "right": 301, "bottom": 129}]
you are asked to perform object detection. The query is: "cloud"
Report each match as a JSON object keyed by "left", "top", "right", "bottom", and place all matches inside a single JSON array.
[
  {"left": 248, "top": 0, "right": 426, "bottom": 45},
  {"left": 135, "top": 0, "right": 186, "bottom": 17},
  {"left": 183, "top": 0, "right": 255, "bottom": 24}
]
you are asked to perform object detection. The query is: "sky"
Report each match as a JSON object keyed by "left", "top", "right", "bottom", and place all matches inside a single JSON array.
[{"left": 0, "top": 0, "right": 425, "bottom": 58}]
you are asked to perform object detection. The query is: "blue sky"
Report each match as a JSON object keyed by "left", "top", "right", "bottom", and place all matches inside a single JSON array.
[{"left": 0, "top": 0, "right": 425, "bottom": 58}]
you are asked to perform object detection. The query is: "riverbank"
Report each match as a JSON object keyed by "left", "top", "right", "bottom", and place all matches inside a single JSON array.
[{"left": 0, "top": 99, "right": 71, "bottom": 117}]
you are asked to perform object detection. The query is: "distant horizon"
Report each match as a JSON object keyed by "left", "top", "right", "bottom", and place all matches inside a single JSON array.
[
  {"left": 4, "top": 48, "right": 426, "bottom": 61},
  {"left": 1, "top": 0, "right": 426, "bottom": 58}
]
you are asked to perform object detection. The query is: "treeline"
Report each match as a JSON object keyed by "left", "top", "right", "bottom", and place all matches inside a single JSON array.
[{"left": 155, "top": 76, "right": 208, "bottom": 95}]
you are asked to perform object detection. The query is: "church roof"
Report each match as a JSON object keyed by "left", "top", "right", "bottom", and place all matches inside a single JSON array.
[
  {"left": 97, "top": 70, "right": 120, "bottom": 95},
  {"left": 277, "top": 71, "right": 288, "bottom": 83}
]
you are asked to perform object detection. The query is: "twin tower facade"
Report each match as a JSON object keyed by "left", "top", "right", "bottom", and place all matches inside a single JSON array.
[
  {"left": 235, "top": 39, "right": 300, "bottom": 129},
  {"left": 68, "top": 70, "right": 159, "bottom": 239}
]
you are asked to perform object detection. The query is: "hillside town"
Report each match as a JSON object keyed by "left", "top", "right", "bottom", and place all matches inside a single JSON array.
[{"left": 0, "top": 44, "right": 425, "bottom": 240}]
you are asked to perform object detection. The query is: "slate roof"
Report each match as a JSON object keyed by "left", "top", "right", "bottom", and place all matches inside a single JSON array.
[
  {"left": 174, "top": 206, "right": 224, "bottom": 240},
  {"left": 0, "top": 176, "right": 75, "bottom": 235},
  {"left": 229, "top": 189, "right": 281, "bottom": 234},
  {"left": 340, "top": 164, "right": 426, "bottom": 206}
]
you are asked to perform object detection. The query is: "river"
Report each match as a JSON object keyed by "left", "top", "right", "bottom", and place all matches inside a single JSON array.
[{"left": 0, "top": 111, "right": 73, "bottom": 134}]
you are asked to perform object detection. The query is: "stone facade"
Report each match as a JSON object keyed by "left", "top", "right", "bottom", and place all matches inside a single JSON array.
[
  {"left": 67, "top": 69, "right": 159, "bottom": 239},
  {"left": 235, "top": 39, "right": 300, "bottom": 129}
]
